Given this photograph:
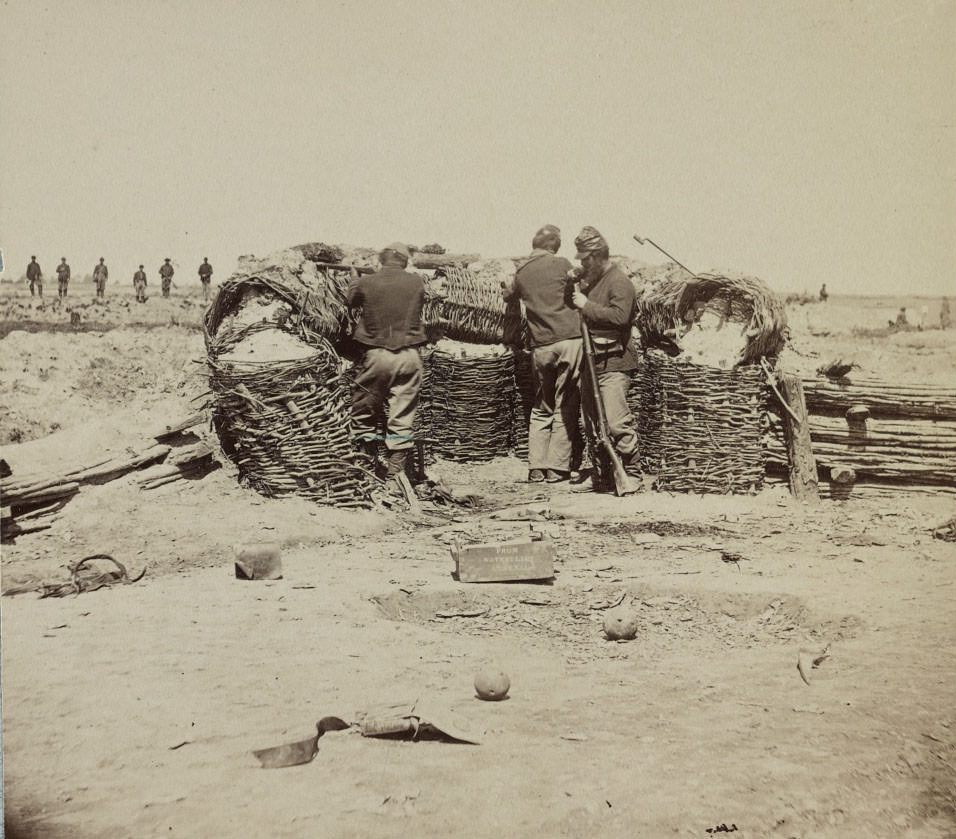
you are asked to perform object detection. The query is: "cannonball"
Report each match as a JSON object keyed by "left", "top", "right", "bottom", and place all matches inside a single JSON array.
[
  {"left": 603, "top": 607, "right": 640, "bottom": 641},
  {"left": 474, "top": 668, "right": 510, "bottom": 701}
]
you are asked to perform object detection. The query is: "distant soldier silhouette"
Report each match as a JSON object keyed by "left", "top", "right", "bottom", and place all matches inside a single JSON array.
[
  {"left": 819, "top": 283, "right": 828, "bottom": 302},
  {"left": 198, "top": 258, "right": 213, "bottom": 301},
  {"left": 159, "top": 258, "right": 175, "bottom": 298},
  {"left": 93, "top": 258, "right": 108, "bottom": 299},
  {"left": 133, "top": 265, "right": 148, "bottom": 303},
  {"left": 26, "top": 256, "right": 43, "bottom": 297},
  {"left": 56, "top": 258, "right": 71, "bottom": 299},
  {"left": 940, "top": 298, "right": 952, "bottom": 330}
]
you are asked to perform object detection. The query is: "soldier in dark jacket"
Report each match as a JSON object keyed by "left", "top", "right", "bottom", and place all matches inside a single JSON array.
[
  {"left": 56, "top": 258, "right": 71, "bottom": 298},
  {"left": 570, "top": 226, "right": 641, "bottom": 491},
  {"left": 198, "top": 258, "right": 213, "bottom": 301},
  {"left": 133, "top": 265, "right": 148, "bottom": 303},
  {"left": 93, "top": 258, "right": 108, "bottom": 298},
  {"left": 159, "top": 259, "right": 175, "bottom": 298},
  {"left": 502, "top": 224, "right": 582, "bottom": 483},
  {"left": 26, "top": 257, "right": 43, "bottom": 297},
  {"left": 347, "top": 242, "right": 426, "bottom": 479}
]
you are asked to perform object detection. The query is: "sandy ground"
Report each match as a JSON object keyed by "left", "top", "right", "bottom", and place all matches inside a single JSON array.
[{"left": 1, "top": 285, "right": 955, "bottom": 838}]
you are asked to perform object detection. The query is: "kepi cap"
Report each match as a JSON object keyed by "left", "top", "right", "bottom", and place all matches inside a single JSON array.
[
  {"left": 381, "top": 242, "right": 411, "bottom": 260},
  {"left": 574, "top": 226, "right": 608, "bottom": 259}
]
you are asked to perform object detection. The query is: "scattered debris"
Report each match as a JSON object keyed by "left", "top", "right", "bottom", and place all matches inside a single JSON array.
[
  {"left": 3, "top": 554, "right": 146, "bottom": 598},
  {"left": 234, "top": 542, "right": 283, "bottom": 580},
  {"left": 797, "top": 643, "right": 831, "bottom": 685},
  {"left": 932, "top": 516, "right": 956, "bottom": 542}
]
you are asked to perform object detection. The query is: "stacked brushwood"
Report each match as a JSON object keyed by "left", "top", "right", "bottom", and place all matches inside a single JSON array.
[
  {"left": 766, "top": 373, "right": 956, "bottom": 494},
  {"left": 205, "top": 259, "right": 375, "bottom": 508},
  {"left": 429, "top": 341, "right": 515, "bottom": 462},
  {"left": 632, "top": 264, "right": 787, "bottom": 367},
  {"left": 629, "top": 350, "right": 770, "bottom": 494},
  {"left": 437, "top": 261, "right": 523, "bottom": 345}
]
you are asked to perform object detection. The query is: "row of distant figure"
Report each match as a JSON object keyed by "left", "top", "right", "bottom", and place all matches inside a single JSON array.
[
  {"left": 23, "top": 256, "right": 215, "bottom": 302},
  {"left": 819, "top": 282, "right": 952, "bottom": 329}
]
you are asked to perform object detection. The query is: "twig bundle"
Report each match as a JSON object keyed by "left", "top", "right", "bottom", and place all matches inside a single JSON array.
[
  {"left": 429, "top": 342, "right": 516, "bottom": 461},
  {"left": 629, "top": 350, "right": 769, "bottom": 494}
]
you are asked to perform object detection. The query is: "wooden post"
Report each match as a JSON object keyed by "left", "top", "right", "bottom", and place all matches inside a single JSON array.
[
  {"left": 846, "top": 404, "right": 870, "bottom": 449},
  {"left": 776, "top": 370, "right": 820, "bottom": 502}
]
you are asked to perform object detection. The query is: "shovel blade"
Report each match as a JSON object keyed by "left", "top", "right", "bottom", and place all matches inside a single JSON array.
[{"left": 253, "top": 735, "right": 318, "bottom": 769}]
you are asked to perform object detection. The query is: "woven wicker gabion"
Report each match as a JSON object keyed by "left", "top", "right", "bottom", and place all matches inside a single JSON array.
[
  {"left": 429, "top": 343, "right": 515, "bottom": 462},
  {"left": 511, "top": 349, "right": 536, "bottom": 458},
  {"left": 207, "top": 331, "right": 374, "bottom": 508},
  {"left": 629, "top": 350, "right": 769, "bottom": 494}
]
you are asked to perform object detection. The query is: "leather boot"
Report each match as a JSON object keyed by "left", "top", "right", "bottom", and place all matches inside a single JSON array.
[
  {"left": 385, "top": 448, "right": 409, "bottom": 478},
  {"left": 356, "top": 439, "right": 383, "bottom": 477}
]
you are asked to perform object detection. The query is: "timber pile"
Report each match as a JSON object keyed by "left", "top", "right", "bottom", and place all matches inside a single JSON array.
[
  {"left": 0, "top": 416, "right": 214, "bottom": 542},
  {"left": 766, "top": 373, "right": 956, "bottom": 492}
]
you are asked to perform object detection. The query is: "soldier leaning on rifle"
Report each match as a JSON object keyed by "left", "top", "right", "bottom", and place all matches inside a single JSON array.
[
  {"left": 93, "top": 258, "right": 108, "bottom": 298},
  {"left": 56, "top": 257, "right": 71, "bottom": 299},
  {"left": 502, "top": 224, "right": 583, "bottom": 484},
  {"left": 159, "top": 258, "right": 175, "bottom": 298},
  {"left": 347, "top": 242, "right": 426, "bottom": 480},
  {"left": 133, "top": 265, "right": 148, "bottom": 303},
  {"left": 26, "top": 256, "right": 43, "bottom": 297},
  {"left": 569, "top": 226, "right": 642, "bottom": 492}
]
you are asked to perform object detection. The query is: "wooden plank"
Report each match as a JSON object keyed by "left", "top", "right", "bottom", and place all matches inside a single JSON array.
[{"left": 776, "top": 370, "right": 819, "bottom": 502}]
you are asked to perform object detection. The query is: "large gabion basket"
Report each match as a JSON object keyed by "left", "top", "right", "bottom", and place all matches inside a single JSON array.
[
  {"left": 207, "top": 330, "right": 374, "bottom": 508},
  {"left": 430, "top": 343, "right": 515, "bottom": 461},
  {"left": 629, "top": 350, "right": 769, "bottom": 494}
]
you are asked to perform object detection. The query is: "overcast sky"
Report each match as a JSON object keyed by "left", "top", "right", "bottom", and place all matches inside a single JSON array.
[{"left": 1, "top": 0, "right": 953, "bottom": 293}]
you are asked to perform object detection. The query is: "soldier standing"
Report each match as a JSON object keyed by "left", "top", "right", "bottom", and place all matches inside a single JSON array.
[
  {"left": 569, "top": 226, "right": 642, "bottom": 492},
  {"left": 56, "top": 258, "right": 71, "bottom": 299},
  {"left": 159, "top": 258, "right": 175, "bottom": 298},
  {"left": 347, "top": 242, "right": 426, "bottom": 479},
  {"left": 93, "top": 258, "right": 109, "bottom": 298},
  {"left": 198, "top": 257, "right": 213, "bottom": 301},
  {"left": 133, "top": 265, "right": 148, "bottom": 303},
  {"left": 26, "top": 256, "right": 43, "bottom": 297}
]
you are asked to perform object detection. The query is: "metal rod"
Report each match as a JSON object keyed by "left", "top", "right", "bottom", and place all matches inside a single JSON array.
[{"left": 632, "top": 235, "right": 697, "bottom": 278}]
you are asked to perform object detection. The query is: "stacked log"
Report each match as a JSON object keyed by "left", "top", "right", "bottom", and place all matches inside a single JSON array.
[
  {"left": 766, "top": 374, "right": 956, "bottom": 493},
  {"left": 0, "top": 420, "right": 219, "bottom": 542},
  {"left": 801, "top": 376, "right": 956, "bottom": 422}
]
